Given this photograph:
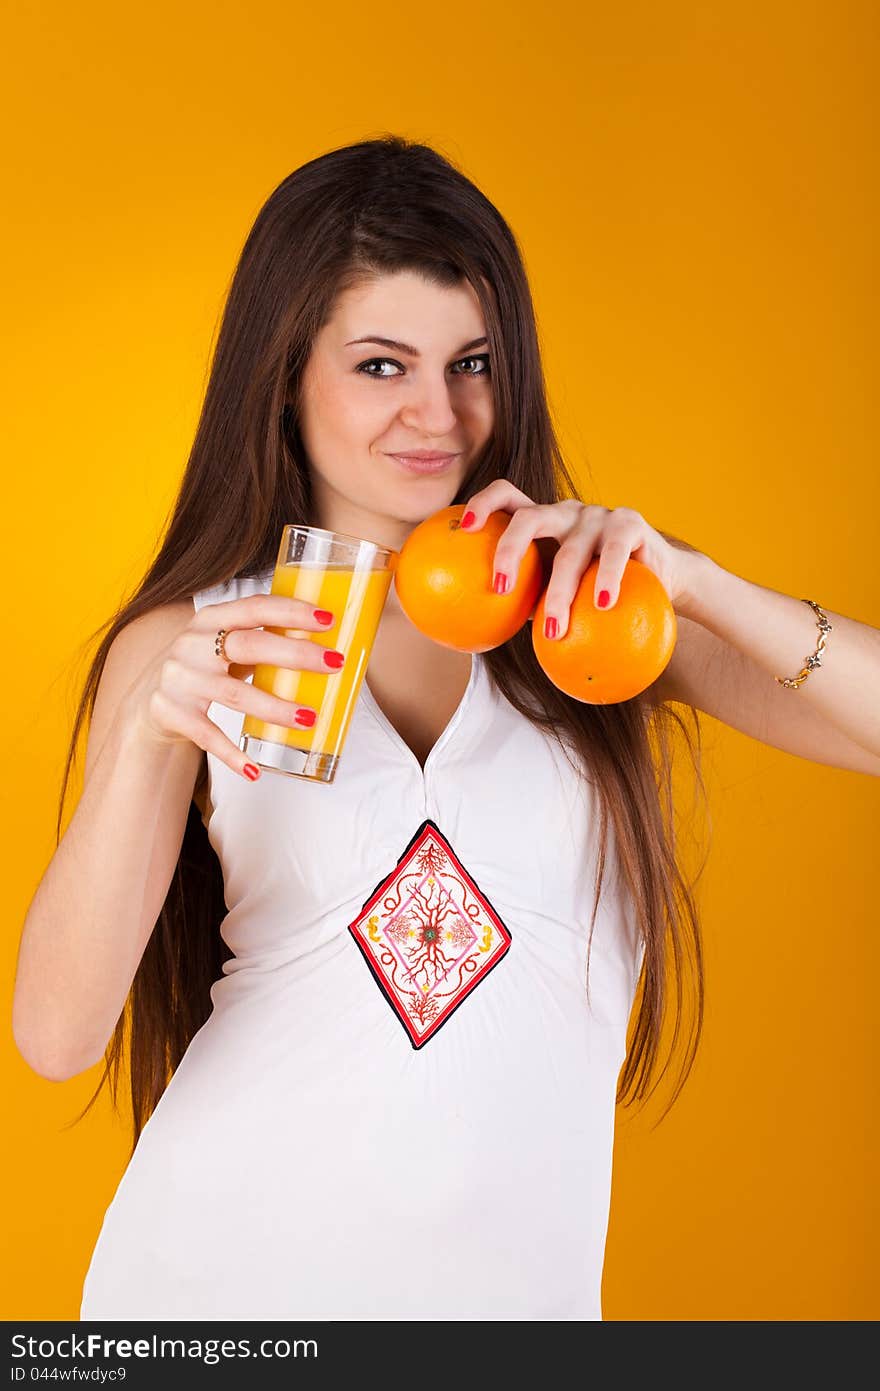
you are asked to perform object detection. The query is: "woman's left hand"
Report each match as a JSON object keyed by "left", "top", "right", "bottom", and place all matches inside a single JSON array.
[{"left": 458, "top": 481, "right": 704, "bottom": 638}]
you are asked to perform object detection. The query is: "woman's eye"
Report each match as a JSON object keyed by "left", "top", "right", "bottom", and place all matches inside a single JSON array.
[
  {"left": 454, "top": 355, "right": 491, "bottom": 377},
  {"left": 356, "top": 359, "right": 403, "bottom": 378},
  {"left": 355, "top": 355, "right": 491, "bottom": 379}
]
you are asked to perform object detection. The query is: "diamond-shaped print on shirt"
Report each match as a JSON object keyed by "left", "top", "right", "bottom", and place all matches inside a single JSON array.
[{"left": 348, "top": 819, "right": 512, "bottom": 1048}]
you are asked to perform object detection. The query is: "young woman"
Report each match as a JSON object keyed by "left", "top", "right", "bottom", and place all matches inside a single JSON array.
[{"left": 13, "top": 136, "right": 879, "bottom": 1322}]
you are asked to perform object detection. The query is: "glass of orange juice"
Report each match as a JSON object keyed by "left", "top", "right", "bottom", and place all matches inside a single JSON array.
[{"left": 239, "top": 525, "right": 398, "bottom": 783}]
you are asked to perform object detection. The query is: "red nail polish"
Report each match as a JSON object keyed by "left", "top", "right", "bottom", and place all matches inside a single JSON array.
[
  {"left": 323, "top": 649, "right": 345, "bottom": 669},
  {"left": 296, "top": 708, "right": 317, "bottom": 726},
  {"left": 597, "top": 590, "right": 610, "bottom": 608},
  {"left": 544, "top": 616, "right": 558, "bottom": 640},
  {"left": 461, "top": 510, "right": 476, "bottom": 528},
  {"left": 243, "top": 763, "right": 260, "bottom": 781},
  {"left": 314, "top": 609, "right": 334, "bottom": 625},
  {"left": 493, "top": 572, "right": 508, "bottom": 595}
]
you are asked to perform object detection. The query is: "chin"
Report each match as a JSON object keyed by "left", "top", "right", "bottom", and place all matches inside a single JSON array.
[{"left": 411, "top": 488, "right": 460, "bottom": 518}]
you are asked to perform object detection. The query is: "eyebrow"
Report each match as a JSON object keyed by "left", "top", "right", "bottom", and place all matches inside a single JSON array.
[{"left": 344, "top": 335, "right": 489, "bottom": 357}]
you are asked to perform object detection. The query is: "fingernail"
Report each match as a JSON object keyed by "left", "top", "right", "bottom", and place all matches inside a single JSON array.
[
  {"left": 296, "top": 708, "right": 317, "bottom": 726},
  {"left": 314, "top": 609, "right": 334, "bottom": 625},
  {"left": 323, "top": 649, "right": 345, "bottom": 669},
  {"left": 544, "top": 616, "right": 558, "bottom": 640},
  {"left": 243, "top": 763, "right": 260, "bottom": 781},
  {"left": 597, "top": 590, "right": 610, "bottom": 608},
  {"left": 493, "top": 572, "right": 509, "bottom": 595},
  {"left": 461, "top": 510, "right": 476, "bottom": 528}
]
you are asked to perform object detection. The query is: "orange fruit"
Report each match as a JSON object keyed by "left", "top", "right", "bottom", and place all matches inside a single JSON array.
[
  {"left": 531, "top": 557, "right": 676, "bottom": 703},
  {"left": 394, "top": 504, "right": 545, "bottom": 653}
]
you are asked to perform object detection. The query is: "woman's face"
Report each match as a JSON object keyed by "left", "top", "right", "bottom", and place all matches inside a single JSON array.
[{"left": 297, "top": 269, "right": 494, "bottom": 551}]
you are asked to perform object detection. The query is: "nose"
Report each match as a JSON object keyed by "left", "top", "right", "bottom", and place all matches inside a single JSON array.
[{"left": 399, "top": 374, "right": 459, "bottom": 438}]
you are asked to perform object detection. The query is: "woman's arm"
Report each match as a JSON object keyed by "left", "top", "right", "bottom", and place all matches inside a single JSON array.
[
  {"left": 653, "top": 553, "right": 880, "bottom": 775},
  {"left": 12, "top": 603, "right": 205, "bottom": 1081},
  {"left": 455, "top": 482, "right": 879, "bottom": 775}
]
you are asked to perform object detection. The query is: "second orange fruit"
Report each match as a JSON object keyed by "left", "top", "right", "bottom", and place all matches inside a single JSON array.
[
  {"left": 394, "top": 504, "right": 544, "bottom": 653},
  {"left": 531, "top": 557, "right": 677, "bottom": 703}
]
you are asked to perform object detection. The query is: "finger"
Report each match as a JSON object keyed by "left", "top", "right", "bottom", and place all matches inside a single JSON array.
[
  {"left": 592, "top": 532, "right": 641, "bottom": 610},
  {"left": 149, "top": 689, "right": 264, "bottom": 782},
  {"left": 589, "top": 509, "right": 645, "bottom": 610},
  {"left": 540, "top": 513, "right": 608, "bottom": 639},
  {"left": 210, "top": 668, "right": 324, "bottom": 732},
  {"left": 490, "top": 500, "right": 586, "bottom": 597},
  {"left": 193, "top": 594, "right": 340, "bottom": 681},
  {"left": 195, "top": 592, "right": 337, "bottom": 635},
  {"left": 163, "top": 656, "right": 328, "bottom": 733},
  {"left": 458, "top": 480, "right": 536, "bottom": 531},
  {"left": 178, "top": 625, "right": 347, "bottom": 679}
]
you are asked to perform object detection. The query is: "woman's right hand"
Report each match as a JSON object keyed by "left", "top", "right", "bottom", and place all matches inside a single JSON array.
[{"left": 121, "top": 594, "right": 345, "bottom": 780}]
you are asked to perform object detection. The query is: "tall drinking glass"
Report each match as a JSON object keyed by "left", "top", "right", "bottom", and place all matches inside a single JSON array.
[{"left": 240, "top": 526, "right": 398, "bottom": 783}]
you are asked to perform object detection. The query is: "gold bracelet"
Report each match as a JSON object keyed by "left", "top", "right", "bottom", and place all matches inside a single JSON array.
[{"left": 774, "top": 599, "right": 833, "bottom": 690}]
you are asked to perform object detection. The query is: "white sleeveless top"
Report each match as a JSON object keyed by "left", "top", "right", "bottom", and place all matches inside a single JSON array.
[{"left": 79, "top": 567, "right": 642, "bottom": 1322}]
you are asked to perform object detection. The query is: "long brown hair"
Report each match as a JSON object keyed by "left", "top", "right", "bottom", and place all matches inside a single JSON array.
[{"left": 61, "top": 135, "right": 709, "bottom": 1157}]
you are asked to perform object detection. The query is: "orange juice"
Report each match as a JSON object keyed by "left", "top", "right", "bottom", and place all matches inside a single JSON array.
[{"left": 241, "top": 560, "right": 394, "bottom": 773}]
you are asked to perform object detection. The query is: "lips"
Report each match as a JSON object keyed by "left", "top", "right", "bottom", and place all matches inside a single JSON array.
[
  {"left": 388, "top": 452, "right": 461, "bottom": 475},
  {"left": 387, "top": 452, "right": 460, "bottom": 462}
]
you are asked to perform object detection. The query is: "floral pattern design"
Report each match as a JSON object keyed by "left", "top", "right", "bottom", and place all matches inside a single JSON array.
[{"left": 348, "top": 819, "right": 512, "bottom": 1047}]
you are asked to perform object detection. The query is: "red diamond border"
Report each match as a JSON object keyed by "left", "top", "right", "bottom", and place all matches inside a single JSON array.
[{"left": 347, "top": 818, "right": 512, "bottom": 1048}]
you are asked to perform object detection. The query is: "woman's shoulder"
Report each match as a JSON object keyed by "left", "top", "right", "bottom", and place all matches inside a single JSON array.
[{"left": 109, "top": 598, "right": 196, "bottom": 663}]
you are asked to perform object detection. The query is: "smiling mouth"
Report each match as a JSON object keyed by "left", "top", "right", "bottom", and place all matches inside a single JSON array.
[
  {"left": 387, "top": 451, "right": 461, "bottom": 461},
  {"left": 389, "top": 455, "right": 460, "bottom": 474}
]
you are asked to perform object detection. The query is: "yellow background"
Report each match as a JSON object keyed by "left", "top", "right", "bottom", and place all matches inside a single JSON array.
[{"left": 3, "top": 1, "right": 877, "bottom": 1321}]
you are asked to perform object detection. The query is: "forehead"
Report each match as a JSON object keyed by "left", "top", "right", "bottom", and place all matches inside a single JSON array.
[{"left": 328, "top": 270, "right": 486, "bottom": 338}]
